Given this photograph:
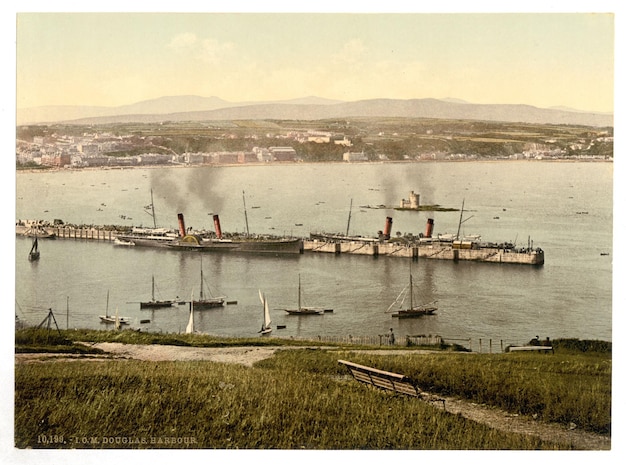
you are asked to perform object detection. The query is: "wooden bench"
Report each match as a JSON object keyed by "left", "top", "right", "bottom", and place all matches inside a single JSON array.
[
  {"left": 508, "top": 346, "right": 554, "bottom": 354},
  {"left": 338, "top": 359, "right": 445, "bottom": 409}
]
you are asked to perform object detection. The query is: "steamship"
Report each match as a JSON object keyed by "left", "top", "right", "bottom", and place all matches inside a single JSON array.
[{"left": 117, "top": 213, "right": 303, "bottom": 255}]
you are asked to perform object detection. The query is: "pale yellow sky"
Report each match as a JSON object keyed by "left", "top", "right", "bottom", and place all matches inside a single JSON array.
[{"left": 15, "top": 10, "right": 615, "bottom": 113}]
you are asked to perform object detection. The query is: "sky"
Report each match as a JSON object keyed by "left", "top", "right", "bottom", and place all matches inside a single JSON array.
[{"left": 13, "top": 6, "right": 616, "bottom": 113}]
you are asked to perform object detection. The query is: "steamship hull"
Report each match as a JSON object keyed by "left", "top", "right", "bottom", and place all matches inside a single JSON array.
[
  {"left": 113, "top": 233, "right": 303, "bottom": 254},
  {"left": 114, "top": 234, "right": 176, "bottom": 247},
  {"left": 115, "top": 212, "right": 303, "bottom": 254},
  {"left": 168, "top": 212, "right": 303, "bottom": 254},
  {"left": 167, "top": 237, "right": 303, "bottom": 254}
]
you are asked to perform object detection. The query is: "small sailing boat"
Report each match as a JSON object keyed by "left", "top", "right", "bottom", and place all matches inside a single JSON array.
[
  {"left": 386, "top": 267, "right": 437, "bottom": 319},
  {"left": 99, "top": 291, "right": 131, "bottom": 325},
  {"left": 28, "top": 236, "right": 40, "bottom": 261},
  {"left": 140, "top": 275, "right": 179, "bottom": 308},
  {"left": 279, "top": 274, "right": 332, "bottom": 315},
  {"left": 191, "top": 258, "right": 225, "bottom": 309},
  {"left": 258, "top": 290, "right": 272, "bottom": 335}
]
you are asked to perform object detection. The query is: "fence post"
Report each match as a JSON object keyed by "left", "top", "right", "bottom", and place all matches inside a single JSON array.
[
  {"left": 489, "top": 339, "right": 492, "bottom": 354},
  {"left": 501, "top": 340, "right": 504, "bottom": 353},
  {"left": 479, "top": 338, "right": 482, "bottom": 353}
]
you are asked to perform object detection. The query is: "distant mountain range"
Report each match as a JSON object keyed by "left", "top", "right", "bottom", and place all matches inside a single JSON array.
[{"left": 17, "top": 95, "right": 613, "bottom": 127}]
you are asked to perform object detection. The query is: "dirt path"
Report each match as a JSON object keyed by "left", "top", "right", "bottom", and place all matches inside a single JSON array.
[{"left": 15, "top": 343, "right": 611, "bottom": 450}]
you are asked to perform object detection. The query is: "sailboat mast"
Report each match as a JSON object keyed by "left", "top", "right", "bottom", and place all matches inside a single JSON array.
[
  {"left": 105, "top": 290, "right": 110, "bottom": 318},
  {"left": 409, "top": 272, "right": 413, "bottom": 310},
  {"left": 298, "top": 274, "right": 302, "bottom": 310},
  {"left": 346, "top": 198, "right": 353, "bottom": 236},
  {"left": 242, "top": 190, "right": 250, "bottom": 236},
  {"left": 199, "top": 259, "right": 204, "bottom": 300},
  {"left": 152, "top": 275, "right": 155, "bottom": 300}
]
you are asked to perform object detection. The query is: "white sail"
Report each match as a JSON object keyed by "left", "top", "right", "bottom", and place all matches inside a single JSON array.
[
  {"left": 264, "top": 296, "right": 271, "bottom": 328},
  {"left": 185, "top": 291, "right": 194, "bottom": 334},
  {"left": 259, "top": 290, "right": 272, "bottom": 333}
]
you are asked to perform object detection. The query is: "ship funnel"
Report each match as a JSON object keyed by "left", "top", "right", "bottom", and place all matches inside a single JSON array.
[
  {"left": 177, "top": 213, "right": 186, "bottom": 238},
  {"left": 383, "top": 216, "right": 393, "bottom": 240},
  {"left": 425, "top": 218, "right": 434, "bottom": 238},
  {"left": 213, "top": 214, "right": 223, "bottom": 239}
]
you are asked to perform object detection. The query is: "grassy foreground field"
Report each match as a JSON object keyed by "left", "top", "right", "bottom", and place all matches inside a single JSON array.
[{"left": 14, "top": 329, "right": 611, "bottom": 450}]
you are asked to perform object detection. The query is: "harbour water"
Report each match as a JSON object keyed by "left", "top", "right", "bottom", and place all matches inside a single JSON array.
[{"left": 15, "top": 161, "right": 613, "bottom": 345}]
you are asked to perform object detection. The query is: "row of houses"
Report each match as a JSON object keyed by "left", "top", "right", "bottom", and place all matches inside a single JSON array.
[{"left": 17, "top": 145, "right": 301, "bottom": 168}]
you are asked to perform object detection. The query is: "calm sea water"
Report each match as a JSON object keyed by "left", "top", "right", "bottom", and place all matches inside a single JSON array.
[{"left": 14, "top": 161, "right": 613, "bottom": 344}]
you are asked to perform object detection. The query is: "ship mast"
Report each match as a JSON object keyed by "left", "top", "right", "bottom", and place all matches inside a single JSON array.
[
  {"left": 144, "top": 189, "right": 157, "bottom": 228},
  {"left": 346, "top": 198, "right": 353, "bottom": 236},
  {"left": 151, "top": 189, "right": 157, "bottom": 228},
  {"left": 456, "top": 199, "right": 465, "bottom": 240},
  {"left": 242, "top": 190, "right": 250, "bottom": 236},
  {"left": 455, "top": 199, "right": 474, "bottom": 241}
]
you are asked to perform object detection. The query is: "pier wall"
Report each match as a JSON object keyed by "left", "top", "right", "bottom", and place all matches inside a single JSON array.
[
  {"left": 16, "top": 225, "right": 118, "bottom": 242},
  {"left": 303, "top": 239, "right": 543, "bottom": 265},
  {"left": 16, "top": 225, "right": 542, "bottom": 265},
  {"left": 419, "top": 247, "right": 542, "bottom": 265}
]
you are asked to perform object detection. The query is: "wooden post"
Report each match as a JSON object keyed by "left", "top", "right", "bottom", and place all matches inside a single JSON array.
[
  {"left": 489, "top": 338, "right": 492, "bottom": 354},
  {"left": 479, "top": 338, "right": 482, "bottom": 353}
]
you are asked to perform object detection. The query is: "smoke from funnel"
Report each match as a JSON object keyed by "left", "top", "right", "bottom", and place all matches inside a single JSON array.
[{"left": 150, "top": 168, "right": 225, "bottom": 227}]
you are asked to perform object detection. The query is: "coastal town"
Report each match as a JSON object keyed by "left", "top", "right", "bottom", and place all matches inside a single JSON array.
[{"left": 16, "top": 120, "right": 613, "bottom": 169}]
